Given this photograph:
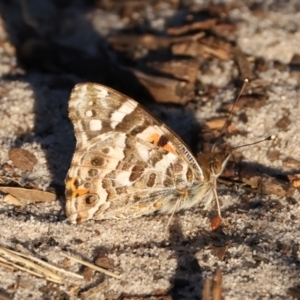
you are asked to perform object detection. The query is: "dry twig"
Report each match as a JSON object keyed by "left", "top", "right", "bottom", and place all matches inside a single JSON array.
[{"left": 61, "top": 252, "right": 120, "bottom": 279}]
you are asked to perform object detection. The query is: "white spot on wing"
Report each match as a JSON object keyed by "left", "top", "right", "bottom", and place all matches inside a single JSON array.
[
  {"left": 111, "top": 100, "right": 137, "bottom": 129},
  {"left": 155, "top": 152, "right": 177, "bottom": 170},
  {"left": 136, "top": 141, "right": 151, "bottom": 161},
  {"left": 115, "top": 171, "right": 131, "bottom": 186},
  {"left": 86, "top": 110, "right": 93, "bottom": 117},
  {"left": 89, "top": 119, "right": 102, "bottom": 131},
  {"left": 136, "top": 125, "right": 164, "bottom": 140}
]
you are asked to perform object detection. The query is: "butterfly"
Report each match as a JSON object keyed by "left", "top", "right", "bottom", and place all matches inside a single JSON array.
[{"left": 65, "top": 82, "right": 231, "bottom": 224}]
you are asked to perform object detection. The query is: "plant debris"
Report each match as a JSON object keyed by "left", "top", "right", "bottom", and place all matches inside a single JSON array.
[
  {"left": 0, "top": 187, "right": 56, "bottom": 203},
  {"left": 8, "top": 148, "right": 37, "bottom": 171},
  {"left": 202, "top": 268, "right": 223, "bottom": 300}
]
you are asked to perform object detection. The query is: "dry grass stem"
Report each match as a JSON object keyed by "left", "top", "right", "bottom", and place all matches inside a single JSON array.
[{"left": 61, "top": 252, "right": 120, "bottom": 279}]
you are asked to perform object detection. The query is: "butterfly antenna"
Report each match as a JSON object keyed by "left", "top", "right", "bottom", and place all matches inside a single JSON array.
[
  {"left": 231, "top": 135, "right": 275, "bottom": 150},
  {"left": 212, "top": 78, "right": 249, "bottom": 152}
]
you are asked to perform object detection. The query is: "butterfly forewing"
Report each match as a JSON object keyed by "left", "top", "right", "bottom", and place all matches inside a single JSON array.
[{"left": 66, "top": 83, "right": 206, "bottom": 223}]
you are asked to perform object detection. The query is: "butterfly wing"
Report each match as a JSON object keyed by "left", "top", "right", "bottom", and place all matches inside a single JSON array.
[{"left": 65, "top": 83, "right": 205, "bottom": 223}]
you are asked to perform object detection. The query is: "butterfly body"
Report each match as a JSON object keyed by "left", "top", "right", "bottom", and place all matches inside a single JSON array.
[{"left": 65, "top": 83, "right": 229, "bottom": 224}]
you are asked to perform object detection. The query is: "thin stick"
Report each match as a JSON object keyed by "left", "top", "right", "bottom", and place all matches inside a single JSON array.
[
  {"left": 60, "top": 252, "right": 121, "bottom": 279},
  {"left": 212, "top": 79, "right": 249, "bottom": 152},
  {"left": 0, "top": 256, "right": 62, "bottom": 284},
  {"left": 0, "top": 246, "right": 62, "bottom": 282},
  {"left": 0, "top": 260, "right": 15, "bottom": 270},
  {"left": 8, "top": 249, "right": 83, "bottom": 280}
]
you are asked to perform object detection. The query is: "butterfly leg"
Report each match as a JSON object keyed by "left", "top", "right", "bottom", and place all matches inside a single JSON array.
[
  {"left": 163, "top": 163, "right": 191, "bottom": 236},
  {"left": 212, "top": 183, "right": 228, "bottom": 226},
  {"left": 164, "top": 189, "right": 188, "bottom": 237}
]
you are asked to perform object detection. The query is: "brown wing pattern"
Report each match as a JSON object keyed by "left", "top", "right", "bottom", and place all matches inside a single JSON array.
[{"left": 65, "top": 83, "right": 204, "bottom": 223}]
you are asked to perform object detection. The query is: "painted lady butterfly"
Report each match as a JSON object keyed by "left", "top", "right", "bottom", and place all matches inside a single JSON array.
[{"left": 65, "top": 83, "right": 230, "bottom": 224}]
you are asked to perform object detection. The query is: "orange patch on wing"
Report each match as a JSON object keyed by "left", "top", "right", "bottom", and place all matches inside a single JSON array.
[
  {"left": 147, "top": 133, "right": 160, "bottom": 144},
  {"left": 146, "top": 133, "right": 176, "bottom": 154},
  {"left": 66, "top": 177, "right": 89, "bottom": 199},
  {"left": 162, "top": 143, "right": 176, "bottom": 155},
  {"left": 153, "top": 200, "right": 163, "bottom": 208},
  {"left": 74, "top": 188, "right": 89, "bottom": 196}
]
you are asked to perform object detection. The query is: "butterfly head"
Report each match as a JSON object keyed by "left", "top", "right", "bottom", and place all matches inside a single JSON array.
[{"left": 197, "top": 150, "right": 231, "bottom": 181}]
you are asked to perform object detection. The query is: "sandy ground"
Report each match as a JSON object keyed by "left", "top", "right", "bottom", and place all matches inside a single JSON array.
[{"left": 0, "top": 1, "right": 300, "bottom": 299}]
